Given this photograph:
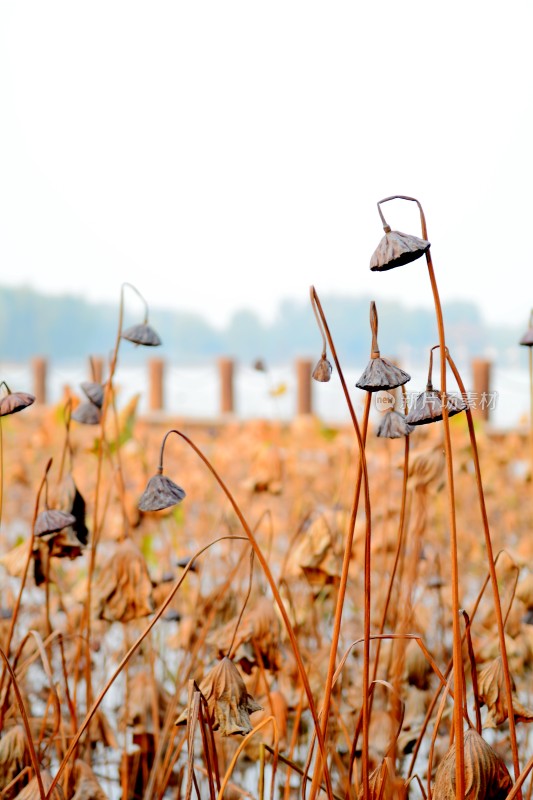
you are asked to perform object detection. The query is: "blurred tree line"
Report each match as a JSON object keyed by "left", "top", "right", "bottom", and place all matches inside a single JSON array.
[{"left": 0, "top": 285, "right": 523, "bottom": 368}]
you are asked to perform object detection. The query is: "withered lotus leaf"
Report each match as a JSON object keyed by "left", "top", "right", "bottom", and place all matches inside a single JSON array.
[
  {"left": 477, "top": 656, "right": 533, "bottom": 727},
  {"left": 138, "top": 473, "right": 186, "bottom": 512},
  {"left": 356, "top": 358, "right": 411, "bottom": 392},
  {"left": 121, "top": 322, "right": 162, "bottom": 347},
  {"left": 70, "top": 759, "right": 108, "bottom": 800},
  {"left": 376, "top": 410, "right": 413, "bottom": 439},
  {"left": 357, "top": 757, "right": 405, "bottom": 800},
  {"left": 93, "top": 539, "right": 154, "bottom": 623},
  {"left": 71, "top": 401, "right": 101, "bottom": 425},
  {"left": 432, "top": 728, "right": 512, "bottom": 800},
  {"left": 0, "top": 725, "right": 30, "bottom": 796},
  {"left": 80, "top": 381, "right": 104, "bottom": 408},
  {"left": 407, "top": 444, "right": 446, "bottom": 490},
  {"left": 312, "top": 356, "right": 333, "bottom": 383},
  {"left": 176, "top": 657, "right": 262, "bottom": 736},
  {"left": 370, "top": 230, "right": 430, "bottom": 272},
  {"left": 13, "top": 771, "right": 65, "bottom": 799},
  {"left": 35, "top": 509, "right": 77, "bottom": 537},
  {"left": 123, "top": 673, "right": 171, "bottom": 735},
  {"left": 211, "top": 597, "right": 282, "bottom": 671},
  {"left": 405, "top": 388, "right": 467, "bottom": 426},
  {"left": 516, "top": 573, "right": 533, "bottom": 609},
  {"left": 57, "top": 473, "right": 89, "bottom": 546},
  {"left": 0, "top": 392, "right": 35, "bottom": 416}
]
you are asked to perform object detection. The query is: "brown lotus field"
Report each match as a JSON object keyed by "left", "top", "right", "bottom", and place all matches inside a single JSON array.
[{"left": 0, "top": 199, "right": 532, "bottom": 800}]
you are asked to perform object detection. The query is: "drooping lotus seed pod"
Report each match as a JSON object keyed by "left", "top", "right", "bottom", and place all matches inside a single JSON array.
[
  {"left": 0, "top": 384, "right": 35, "bottom": 416},
  {"left": 370, "top": 196, "right": 430, "bottom": 272},
  {"left": 312, "top": 355, "right": 333, "bottom": 383},
  {"left": 405, "top": 387, "right": 467, "bottom": 426},
  {"left": 519, "top": 310, "right": 533, "bottom": 346},
  {"left": 370, "top": 230, "right": 430, "bottom": 272},
  {"left": 35, "top": 509, "right": 77, "bottom": 537},
  {"left": 376, "top": 410, "right": 414, "bottom": 439},
  {"left": 405, "top": 346, "right": 466, "bottom": 426},
  {"left": 72, "top": 400, "right": 101, "bottom": 425},
  {"left": 139, "top": 471, "right": 186, "bottom": 512},
  {"left": 80, "top": 381, "right": 105, "bottom": 408},
  {"left": 356, "top": 302, "right": 411, "bottom": 391},
  {"left": 122, "top": 322, "right": 162, "bottom": 347}
]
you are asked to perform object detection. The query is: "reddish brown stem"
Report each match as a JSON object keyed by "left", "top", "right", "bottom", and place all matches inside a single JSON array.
[
  {"left": 309, "top": 287, "right": 372, "bottom": 800},
  {"left": 446, "top": 350, "right": 521, "bottom": 785},
  {"left": 379, "top": 194, "right": 466, "bottom": 797},
  {"left": 150, "top": 429, "right": 334, "bottom": 800}
]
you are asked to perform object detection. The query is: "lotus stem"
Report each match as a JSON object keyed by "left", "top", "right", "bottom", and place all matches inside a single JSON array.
[
  {"left": 446, "top": 350, "right": 521, "bottom": 785},
  {"left": 377, "top": 194, "right": 466, "bottom": 797},
  {"left": 308, "top": 287, "right": 372, "bottom": 800},
  {"left": 145, "top": 429, "right": 334, "bottom": 800},
  {"left": 45, "top": 535, "right": 250, "bottom": 799}
]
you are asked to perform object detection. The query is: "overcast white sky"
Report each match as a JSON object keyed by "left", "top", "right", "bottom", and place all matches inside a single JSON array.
[{"left": 0, "top": 2, "right": 532, "bottom": 329}]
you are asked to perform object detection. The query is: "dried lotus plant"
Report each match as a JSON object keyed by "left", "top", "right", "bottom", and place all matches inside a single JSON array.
[
  {"left": 93, "top": 538, "right": 154, "bottom": 623},
  {"left": 177, "top": 657, "right": 262, "bottom": 736},
  {"left": 432, "top": 728, "right": 512, "bottom": 800},
  {"left": 477, "top": 655, "right": 533, "bottom": 728}
]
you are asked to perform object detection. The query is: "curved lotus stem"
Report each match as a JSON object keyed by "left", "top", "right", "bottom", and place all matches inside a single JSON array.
[
  {"left": 375, "top": 195, "right": 465, "bottom": 797},
  {"left": 0, "top": 648, "right": 46, "bottom": 800},
  {"left": 377, "top": 194, "right": 428, "bottom": 236},
  {"left": 143, "top": 428, "right": 334, "bottom": 800},
  {"left": 309, "top": 286, "right": 372, "bottom": 800},
  {"left": 57, "top": 398, "right": 73, "bottom": 483},
  {"left": 426, "top": 344, "right": 447, "bottom": 390},
  {"left": 120, "top": 281, "right": 150, "bottom": 326},
  {"left": 46, "top": 535, "right": 249, "bottom": 799},
  {"left": 445, "top": 349, "right": 521, "bottom": 784},
  {"left": 0, "top": 458, "right": 53, "bottom": 732},
  {"left": 83, "top": 281, "right": 154, "bottom": 735},
  {"left": 309, "top": 286, "right": 328, "bottom": 359}
]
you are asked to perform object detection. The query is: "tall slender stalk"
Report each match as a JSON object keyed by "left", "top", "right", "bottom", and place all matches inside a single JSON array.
[
  {"left": 376, "top": 195, "right": 465, "bottom": 797},
  {"left": 46, "top": 535, "right": 249, "bottom": 798},
  {"left": 151, "top": 429, "right": 334, "bottom": 800},
  {"left": 308, "top": 288, "right": 372, "bottom": 800},
  {"left": 0, "top": 458, "right": 53, "bottom": 729},
  {"left": 83, "top": 282, "right": 152, "bottom": 734},
  {"left": 446, "top": 349, "right": 521, "bottom": 785}
]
